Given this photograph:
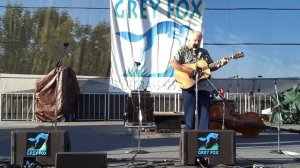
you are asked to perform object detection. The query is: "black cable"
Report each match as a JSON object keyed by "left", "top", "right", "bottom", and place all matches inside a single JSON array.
[{"left": 106, "top": 158, "right": 131, "bottom": 167}]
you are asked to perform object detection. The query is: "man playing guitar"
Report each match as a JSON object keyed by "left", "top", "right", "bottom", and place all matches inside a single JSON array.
[
  {"left": 171, "top": 30, "right": 243, "bottom": 167},
  {"left": 170, "top": 31, "right": 228, "bottom": 131}
]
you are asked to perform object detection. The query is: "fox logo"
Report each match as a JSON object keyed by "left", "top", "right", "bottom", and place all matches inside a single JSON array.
[
  {"left": 116, "top": 21, "right": 191, "bottom": 52},
  {"left": 27, "top": 133, "right": 49, "bottom": 147},
  {"left": 198, "top": 132, "right": 219, "bottom": 147}
]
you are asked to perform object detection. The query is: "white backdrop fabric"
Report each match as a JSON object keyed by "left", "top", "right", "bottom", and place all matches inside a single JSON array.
[{"left": 109, "top": 0, "right": 205, "bottom": 93}]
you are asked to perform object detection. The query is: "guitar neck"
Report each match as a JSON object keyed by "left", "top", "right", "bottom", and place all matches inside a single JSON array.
[
  {"left": 208, "top": 55, "right": 236, "bottom": 68},
  {"left": 174, "top": 52, "right": 243, "bottom": 89}
]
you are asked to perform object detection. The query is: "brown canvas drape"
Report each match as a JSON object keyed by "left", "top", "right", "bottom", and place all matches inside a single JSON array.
[{"left": 35, "top": 66, "right": 80, "bottom": 122}]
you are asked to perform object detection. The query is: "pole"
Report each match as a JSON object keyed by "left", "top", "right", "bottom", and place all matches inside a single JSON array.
[
  {"left": 271, "top": 79, "right": 283, "bottom": 154},
  {"left": 54, "top": 43, "right": 69, "bottom": 129},
  {"left": 126, "top": 61, "right": 149, "bottom": 154}
]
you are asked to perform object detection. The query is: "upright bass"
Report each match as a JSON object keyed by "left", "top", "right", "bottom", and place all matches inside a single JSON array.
[{"left": 209, "top": 101, "right": 300, "bottom": 137}]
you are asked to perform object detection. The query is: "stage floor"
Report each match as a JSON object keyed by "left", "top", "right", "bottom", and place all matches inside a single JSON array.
[{"left": 1, "top": 121, "right": 300, "bottom": 167}]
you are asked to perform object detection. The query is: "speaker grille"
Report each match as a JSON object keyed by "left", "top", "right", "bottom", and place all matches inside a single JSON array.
[{"left": 124, "top": 91, "right": 154, "bottom": 124}]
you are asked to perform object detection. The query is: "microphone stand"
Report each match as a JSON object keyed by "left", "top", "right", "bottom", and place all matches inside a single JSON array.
[
  {"left": 193, "top": 47, "right": 201, "bottom": 130},
  {"left": 206, "top": 78, "right": 226, "bottom": 130},
  {"left": 127, "top": 61, "right": 149, "bottom": 154},
  {"left": 136, "top": 61, "right": 145, "bottom": 154},
  {"left": 235, "top": 75, "right": 240, "bottom": 113},
  {"left": 228, "top": 77, "right": 232, "bottom": 94},
  {"left": 270, "top": 79, "right": 283, "bottom": 154},
  {"left": 236, "top": 75, "right": 239, "bottom": 95},
  {"left": 194, "top": 65, "right": 199, "bottom": 130},
  {"left": 53, "top": 43, "right": 69, "bottom": 129}
]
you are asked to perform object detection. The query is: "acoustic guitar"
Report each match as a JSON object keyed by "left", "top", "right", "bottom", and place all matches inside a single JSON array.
[{"left": 174, "top": 52, "right": 244, "bottom": 89}]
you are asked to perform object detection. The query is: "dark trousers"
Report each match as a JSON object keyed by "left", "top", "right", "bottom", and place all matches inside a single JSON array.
[{"left": 182, "top": 89, "right": 211, "bottom": 130}]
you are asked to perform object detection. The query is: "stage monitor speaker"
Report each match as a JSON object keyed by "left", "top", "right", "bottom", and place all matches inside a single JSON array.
[
  {"left": 56, "top": 152, "right": 107, "bottom": 168},
  {"left": 181, "top": 129, "right": 236, "bottom": 166},
  {"left": 11, "top": 129, "right": 71, "bottom": 166},
  {"left": 154, "top": 112, "right": 184, "bottom": 131},
  {"left": 125, "top": 90, "right": 154, "bottom": 125}
]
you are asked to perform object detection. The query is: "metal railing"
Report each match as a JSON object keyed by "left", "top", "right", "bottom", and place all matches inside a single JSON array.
[
  {"left": 0, "top": 93, "right": 35, "bottom": 121},
  {"left": 0, "top": 92, "right": 274, "bottom": 121},
  {"left": 226, "top": 93, "right": 273, "bottom": 115}
]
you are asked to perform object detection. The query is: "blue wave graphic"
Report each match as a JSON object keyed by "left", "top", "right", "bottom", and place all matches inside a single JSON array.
[
  {"left": 116, "top": 21, "right": 191, "bottom": 52},
  {"left": 116, "top": 21, "right": 191, "bottom": 77}
]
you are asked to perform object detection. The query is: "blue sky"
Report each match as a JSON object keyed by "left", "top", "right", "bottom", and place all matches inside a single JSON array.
[
  {"left": 204, "top": 0, "right": 300, "bottom": 79},
  {"left": 1, "top": 0, "right": 300, "bottom": 79}
]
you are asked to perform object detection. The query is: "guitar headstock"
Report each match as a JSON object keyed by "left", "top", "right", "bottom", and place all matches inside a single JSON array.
[{"left": 231, "top": 52, "right": 244, "bottom": 59}]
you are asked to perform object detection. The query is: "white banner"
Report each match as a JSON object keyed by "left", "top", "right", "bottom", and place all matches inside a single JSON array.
[{"left": 109, "top": 0, "right": 205, "bottom": 93}]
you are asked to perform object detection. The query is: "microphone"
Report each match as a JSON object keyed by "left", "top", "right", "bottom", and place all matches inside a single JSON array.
[
  {"left": 63, "top": 42, "right": 72, "bottom": 56},
  {"left": 134, "top": 61, "right": 141, "bottom": 66},
  {"left": 249, "top": 90, "right": 253, "bottom": 96},
  {"left": 230, "top": 75, "right": 238, "bottom": 79},
  {"left": 273, "top": 79, "right": 277, "bottom": 85},
  {"left": 63, "top": 42, "right": 69, "bottom": 47},
  {"left": 192, "top": 43, "right": 198, "bottom": 57},
  {"left": 55, "top": 42, "right": 70, "bottom": 71},
  {"left": 193, "top": 47, "right": 197, "bottom": 57}
]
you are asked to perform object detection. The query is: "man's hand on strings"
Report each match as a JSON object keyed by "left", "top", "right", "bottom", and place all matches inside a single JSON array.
[{"left": 187, "top": 68, "right": 196, "bottom": 77}]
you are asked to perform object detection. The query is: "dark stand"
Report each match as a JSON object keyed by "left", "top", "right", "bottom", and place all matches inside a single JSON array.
[
  {"left": 257, "top": 75, "right": 262, "bottom": 93},
  {"left": 235, "top": 75, "right": 240, "bottom": 112},
  {"left": 194, "top": 62, "right": 200, "bottom": 130},
  {"left": 53, "top": 42, "right": 69, "bottom": 129},
  {"left": 206, "top": 78, "right": 227, "bottom": 130},
  {"left": 236, "top": 75, "right": 239, "bottom": 95},
  {"left": 193, "top": 47, "right": 202, "bottom": 130},
  {"left": 126, "top": 62, "right": 149, "bottom": 154}
]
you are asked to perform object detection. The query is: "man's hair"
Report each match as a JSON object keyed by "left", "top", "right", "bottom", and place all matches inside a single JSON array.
[{"left": 187, "top": 31, "right": 202, "bottom": 48}]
